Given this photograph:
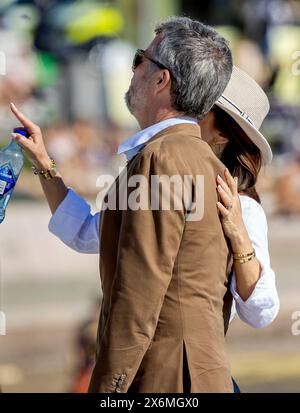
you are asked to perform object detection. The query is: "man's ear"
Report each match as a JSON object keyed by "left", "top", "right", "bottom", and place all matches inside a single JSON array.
[{"left": 155, "top": 69, "right": 171, "bottom": 92}]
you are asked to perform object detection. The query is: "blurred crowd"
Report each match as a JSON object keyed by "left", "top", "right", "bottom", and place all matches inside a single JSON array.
[{"left": 0, "top": 0, "right": 299, "bottom": 215}]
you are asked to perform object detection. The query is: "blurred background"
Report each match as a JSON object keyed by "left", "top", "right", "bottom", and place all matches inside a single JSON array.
[{"left": 0, "top": 0, "right": 299, "bottom": 393}]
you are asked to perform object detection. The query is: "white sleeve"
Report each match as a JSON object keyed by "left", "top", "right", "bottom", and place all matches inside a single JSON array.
[
  {"left": 230, "top": 196, "right": 280, "bottom": 328},
  {"left": 48, "top": 188, "right": 100, "bottom": 254}
]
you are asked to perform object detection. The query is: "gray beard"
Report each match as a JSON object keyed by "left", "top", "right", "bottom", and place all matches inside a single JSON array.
[{"left": 124, "top": 88, "right": 134, "bottom": 114}]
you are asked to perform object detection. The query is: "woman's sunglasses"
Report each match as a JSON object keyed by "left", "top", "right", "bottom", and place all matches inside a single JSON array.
[{"left": 132, "top": 49, "right": 171, "bottom": 74}]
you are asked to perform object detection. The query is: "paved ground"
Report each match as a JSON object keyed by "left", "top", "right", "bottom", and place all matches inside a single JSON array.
[{"left": 0, "top": 201, "right": 299, "bottom": 393}]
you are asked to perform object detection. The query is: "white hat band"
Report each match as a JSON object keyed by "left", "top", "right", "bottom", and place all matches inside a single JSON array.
[{"left": 218, "top": 95, "right": 255, "bottom": 127}]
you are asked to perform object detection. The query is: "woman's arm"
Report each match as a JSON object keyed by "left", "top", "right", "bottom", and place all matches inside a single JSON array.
[
  {"left": 10, "top": 103, "right": 69, "bottom": 214},
  {"left": 217, "top": 169, "right": 279, "bottom": 328},
  {"left": 217, "top": 170, "right": 260, "bottom": 301},
  {"left": 10, "top": 103, "right": 101, "bottom": 254},
  {"left": 48, "top": 188, "right": 101, "bottom": 253}
]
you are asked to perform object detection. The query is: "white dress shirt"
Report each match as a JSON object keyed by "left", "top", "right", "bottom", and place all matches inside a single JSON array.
[{"left": 49, "top": 118, "right": 280, "bottom": 328}]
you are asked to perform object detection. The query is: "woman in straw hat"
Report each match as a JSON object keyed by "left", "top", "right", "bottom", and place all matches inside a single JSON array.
[
  {"left": 199, "top": 66, "right": 279, "bottom": 392},
  {"left": 200, "top": 66, "right": 279, "bottom": 331}
]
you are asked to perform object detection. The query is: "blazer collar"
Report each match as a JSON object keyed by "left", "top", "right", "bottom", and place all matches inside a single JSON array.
[
  {"left": 125, "top": 123, "right": 202, "bottom": 166},
  {"left": 145, "top": 123, "right": 202, "bottom": 148},
  {"left": 118, "top": 119, "right": 200, "bottom": 161}
]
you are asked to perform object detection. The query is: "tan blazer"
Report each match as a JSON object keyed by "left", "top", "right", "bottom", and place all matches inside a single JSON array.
[{"left": 88, "top": 124, "right": 233, "bottom": 393}]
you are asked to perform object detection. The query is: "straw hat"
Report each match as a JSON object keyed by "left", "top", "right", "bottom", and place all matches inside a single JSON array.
[{"left": 215, "top": 66, "right": 273, "bottom": 165}]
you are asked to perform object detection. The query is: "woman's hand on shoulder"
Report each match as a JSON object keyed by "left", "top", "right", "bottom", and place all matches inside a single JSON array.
[{"left": 216, "top": 169, "right": 246, "bottom": 241}]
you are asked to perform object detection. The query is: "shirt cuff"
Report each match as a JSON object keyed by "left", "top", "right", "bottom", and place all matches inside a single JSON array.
[{"left": 48, "top": 188, "right": 92, "bottom": 245}]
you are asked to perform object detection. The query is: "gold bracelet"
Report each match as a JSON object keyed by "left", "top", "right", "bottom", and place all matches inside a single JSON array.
[
  {"left": 32, "top": 158, "right": 57, "bottom": 180},
  {"left": 233, "top": 249, "right": 255, "bottom": 259},
  {"left": 233, "top": 250, "right": 256, "bottom": 264}
]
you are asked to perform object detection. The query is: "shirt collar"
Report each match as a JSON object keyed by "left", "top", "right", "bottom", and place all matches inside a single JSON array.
[{"left": 117, "top": 117, "right": 198, "bottom": 161}]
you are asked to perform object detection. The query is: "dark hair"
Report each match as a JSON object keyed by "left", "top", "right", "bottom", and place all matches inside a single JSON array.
[
  {"left": 212, "top": 106, "right": 262, "bottom": 203},
  {"left": 154, "top": 17, "right": 233, "bottom": 120}
]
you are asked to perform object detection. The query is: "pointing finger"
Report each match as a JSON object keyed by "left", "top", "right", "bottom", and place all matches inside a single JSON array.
[{"left": 10, "top": 103, "right": 37, "bottom": 132}]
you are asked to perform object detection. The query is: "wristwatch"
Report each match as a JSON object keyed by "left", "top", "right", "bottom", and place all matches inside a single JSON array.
[{"left": 32, "top": 158, "right": 57, "bottom": 180}]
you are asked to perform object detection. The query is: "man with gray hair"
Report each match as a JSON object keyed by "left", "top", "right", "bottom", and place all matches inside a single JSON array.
[{"left": 11, "top": 17, "right": 233, "bottom": 392}]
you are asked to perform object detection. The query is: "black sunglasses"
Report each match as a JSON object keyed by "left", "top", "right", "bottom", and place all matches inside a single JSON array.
[{"left": 132, "top": 48, "right": 171, "bottom": 73}]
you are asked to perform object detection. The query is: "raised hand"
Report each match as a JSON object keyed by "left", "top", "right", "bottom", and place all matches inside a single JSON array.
[{"left": 10, "top": 102, "right": 52, "bottom": 171}]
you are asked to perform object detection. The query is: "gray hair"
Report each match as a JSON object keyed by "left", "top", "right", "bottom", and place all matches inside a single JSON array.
[{"left": 153, "top": 17, "right": 233, "bottom": 120}]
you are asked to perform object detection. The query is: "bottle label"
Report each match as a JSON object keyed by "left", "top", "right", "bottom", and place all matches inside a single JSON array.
[{"left": 0, "top": 163, "right": 16, "bottom": 196}]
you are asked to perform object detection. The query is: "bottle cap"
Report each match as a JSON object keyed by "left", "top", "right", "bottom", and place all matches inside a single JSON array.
[{"left": 14, "top": 128, "right": 30, "bottom": 138}]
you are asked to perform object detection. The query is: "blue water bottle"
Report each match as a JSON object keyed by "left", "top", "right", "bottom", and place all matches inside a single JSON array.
[{"left": 0, "top": 128, "right": 30, "bottom": 224}]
